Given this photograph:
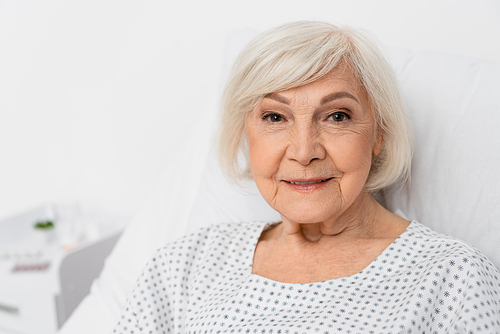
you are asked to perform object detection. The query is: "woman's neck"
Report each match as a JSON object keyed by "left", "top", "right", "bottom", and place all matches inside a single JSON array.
[{"left": 253, "top": 194, "right": 410, "bottom": 283}]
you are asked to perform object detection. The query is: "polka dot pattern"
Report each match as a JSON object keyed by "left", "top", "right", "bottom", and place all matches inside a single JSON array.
[{"left": 113, "top": 221, "right": 500, "bottom": 333}]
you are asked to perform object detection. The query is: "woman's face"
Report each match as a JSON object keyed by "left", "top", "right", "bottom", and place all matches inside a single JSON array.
[{"left": 247, "top": 65, "right": 382, "bottom": 225}]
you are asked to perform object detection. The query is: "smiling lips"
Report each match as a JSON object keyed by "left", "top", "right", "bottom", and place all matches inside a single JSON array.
[{"left": 283, "top": 177, "right": 334, "bottom": 193}]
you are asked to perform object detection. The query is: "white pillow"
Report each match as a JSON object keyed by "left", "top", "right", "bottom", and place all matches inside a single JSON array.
[{"left": 382, "top": 47, "right": 500, "bottom": 267}]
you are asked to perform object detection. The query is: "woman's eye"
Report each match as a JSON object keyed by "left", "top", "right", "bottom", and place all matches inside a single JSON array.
[
  {"left": 328, "top": 112, "right": 349, "bottom": 122},
  {"left": 263, "top": 113, "right": 283, "bottom": 122}
]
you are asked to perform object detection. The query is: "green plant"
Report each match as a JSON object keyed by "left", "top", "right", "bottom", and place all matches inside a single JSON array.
[{"left": 34, "top": 220, "right": 54, "bottom": 230}]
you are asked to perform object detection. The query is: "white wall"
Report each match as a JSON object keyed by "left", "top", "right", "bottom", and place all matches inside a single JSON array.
[{"left": 1, "top": 0, "right": 499, "bottom": 220}]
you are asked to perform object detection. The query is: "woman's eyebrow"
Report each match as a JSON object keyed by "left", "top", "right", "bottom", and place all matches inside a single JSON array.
[
  {"left": 321, "top": 91, "right": 359, "bottom": 104},
  {"left": 264, "top": 93, "right": 290, "bottom": 105}
]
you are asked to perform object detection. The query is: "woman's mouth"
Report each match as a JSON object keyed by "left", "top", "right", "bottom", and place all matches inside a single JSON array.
[{"left": 283, "top": 177, "right": 334, "bottom": 193}]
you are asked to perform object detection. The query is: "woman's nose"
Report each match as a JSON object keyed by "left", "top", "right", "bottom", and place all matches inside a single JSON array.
[{"left": 287, "top": 125, "right": 326, "bottom": 165}]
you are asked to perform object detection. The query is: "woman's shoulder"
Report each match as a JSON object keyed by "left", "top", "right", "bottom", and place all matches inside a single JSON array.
[
  {"left": 403, "top": 221, "right": 499, "bottom": 277},
  {"left": 136, "top": 221, "right": 272, "bottom": 287},
  {"left": 407, "top": 221, "right": 490, "bottom": 255}
]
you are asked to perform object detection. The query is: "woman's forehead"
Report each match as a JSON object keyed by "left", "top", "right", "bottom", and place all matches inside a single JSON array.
[{"left": 267, "top": 67, "right": 367, "bottom": 105}]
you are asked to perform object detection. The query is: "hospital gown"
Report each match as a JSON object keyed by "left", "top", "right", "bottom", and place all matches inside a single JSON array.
[{"left": 113, "top": 221, "right": 500, "bottom": 334}]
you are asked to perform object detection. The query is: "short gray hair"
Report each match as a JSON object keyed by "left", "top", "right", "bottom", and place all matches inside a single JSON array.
[{"left": 217, "top": 21, "right": 413, "bottom": 191}]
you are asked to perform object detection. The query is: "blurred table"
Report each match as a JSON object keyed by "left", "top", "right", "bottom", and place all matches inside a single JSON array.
[{"left": 0, "top": 205, "right": 128, "bottom": 334}]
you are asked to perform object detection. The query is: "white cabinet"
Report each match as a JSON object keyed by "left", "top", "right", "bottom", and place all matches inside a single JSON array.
[{"left": 0, "top": 206, "right": 127, "bottom": 334}]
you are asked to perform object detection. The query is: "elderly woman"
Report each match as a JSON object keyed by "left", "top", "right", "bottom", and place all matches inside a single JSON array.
[{"left": 113, "top": 21, "right": 500, "bottom": 333}]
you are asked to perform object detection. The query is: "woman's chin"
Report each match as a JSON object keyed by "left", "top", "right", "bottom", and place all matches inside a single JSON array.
[{"left": 277, "top": 204, "right": 342, "bottom": 226}]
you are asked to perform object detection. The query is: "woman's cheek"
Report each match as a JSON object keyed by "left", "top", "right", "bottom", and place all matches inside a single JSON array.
[
  {"left": 249, "top": 134, "right": 283, "bottom": 179},
  {"left": 325, "top": 132, "right": 374, "bottom": 174}
]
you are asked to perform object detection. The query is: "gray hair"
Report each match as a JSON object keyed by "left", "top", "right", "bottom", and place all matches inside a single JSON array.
[{"left": 217, "top": 21, "right": 413, "bottom": 191}]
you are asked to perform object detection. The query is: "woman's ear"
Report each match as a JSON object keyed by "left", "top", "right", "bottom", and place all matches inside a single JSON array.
[{"left": 373, "top": 133, "right": 383, "bottom": 156}]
